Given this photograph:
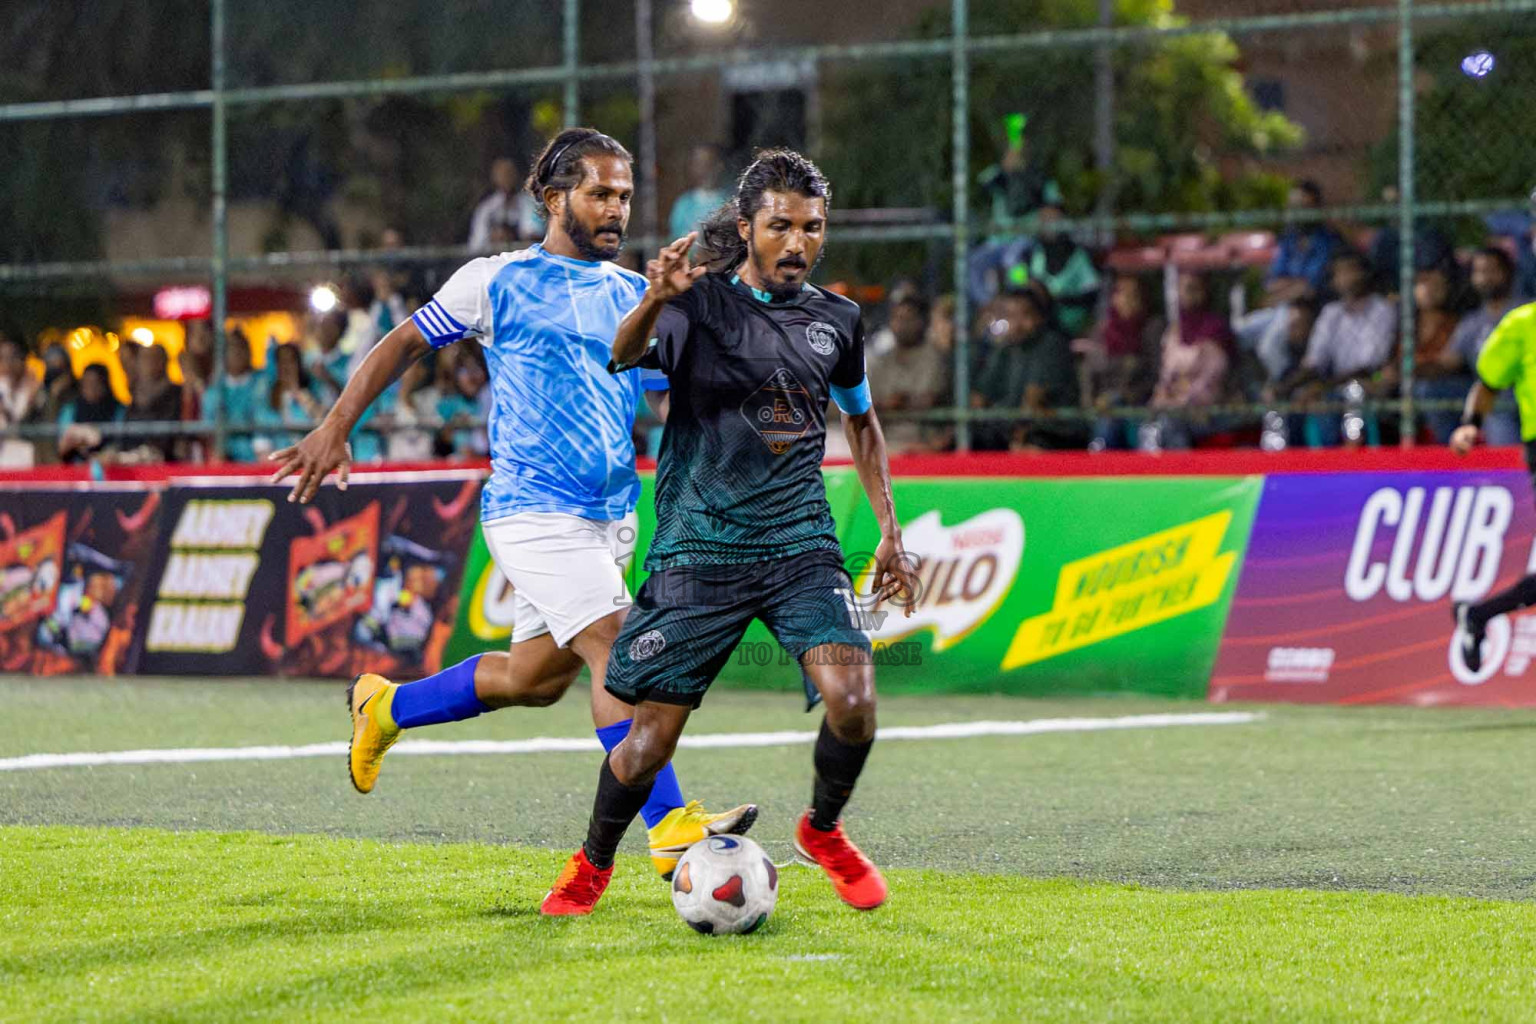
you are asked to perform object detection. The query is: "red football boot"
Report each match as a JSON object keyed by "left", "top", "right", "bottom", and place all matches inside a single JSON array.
[
  {"left": 540, "top": 848, "right": 614, "bottom": 916},
  {"left": 794, "top": 811, "right": 888, "bottom": 910}
]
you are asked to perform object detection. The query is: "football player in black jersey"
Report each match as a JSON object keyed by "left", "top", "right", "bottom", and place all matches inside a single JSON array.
[{"left": 541, "top": 150, "right": 918, "bottom": 917}]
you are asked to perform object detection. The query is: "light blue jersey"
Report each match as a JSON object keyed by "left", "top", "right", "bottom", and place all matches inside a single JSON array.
[{"left": 411, "top": 244, "right": 666, "bottom": 522}]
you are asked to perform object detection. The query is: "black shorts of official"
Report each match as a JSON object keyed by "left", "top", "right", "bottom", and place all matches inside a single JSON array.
[
  {"left": 1525, "top": 439, "right": 1536, "bottom": 497},
  {"left": 604, "top": 548, "right": 874, "bottom": 709}
]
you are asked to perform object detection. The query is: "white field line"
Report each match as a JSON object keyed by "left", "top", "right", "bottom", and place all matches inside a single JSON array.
[{"left": 0, "top": 711, "right": 1262, "bottom": 773}]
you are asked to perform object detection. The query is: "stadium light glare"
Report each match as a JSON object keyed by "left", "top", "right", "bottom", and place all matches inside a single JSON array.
[
  {"left": 309, "top": 286, "right": 339, "bottom": 314},
  {"left": 690, "top": 0, "right": 733, "bottom": 25},
  {"left": 130, "top": 327, "right": 155, "bottom": 346}
]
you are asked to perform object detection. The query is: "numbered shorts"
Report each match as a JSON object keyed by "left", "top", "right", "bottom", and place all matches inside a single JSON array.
[
  {"left": 481, "top": 511, "right": 637, "bottom": 648},
  {"left": 605, "top": 549, "right": 873, "bottom": 709}
]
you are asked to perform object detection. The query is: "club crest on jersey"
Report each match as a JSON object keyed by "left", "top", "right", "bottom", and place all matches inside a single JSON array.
[
  {"left": 629, "top": 629, "right": 666, "bottom": 661},
  {"left": 805, "top": 321, "right": 838, "bottom": 356},
  {"left": 740, "top": 368, "right": 814, "bottom": 454}
]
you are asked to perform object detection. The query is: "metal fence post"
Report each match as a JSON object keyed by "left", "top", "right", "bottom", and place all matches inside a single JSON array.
[
  {"left": 637, "top": 0, "right": 658, "bottom": 243},
  {"left": 210, "top": 0, "right": 229, "bottom": 462},
  {"left": 952, "top": 0, "right": 971, "bottom": 453},
  {"left": 1398, "top": 0, "right": 1417, "bottom": 444},
  {"left": 563, "top": 0, "right": 580, "bottom": 127}
]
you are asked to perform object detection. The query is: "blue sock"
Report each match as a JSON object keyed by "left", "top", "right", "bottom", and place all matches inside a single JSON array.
[
  {"left": 389, "top": 654, "right": 491, "bottom": 730},
  {"left": 596, "top": 718, "right": 686, "bottom": 829}
]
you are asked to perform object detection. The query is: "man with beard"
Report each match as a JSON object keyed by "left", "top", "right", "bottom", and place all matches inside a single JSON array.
[
  {"left": 270, "top": 127, "right": 756, "bottom": 879},
  {"left": 540, "top": 149, "right": 919, "bottom": 916}
]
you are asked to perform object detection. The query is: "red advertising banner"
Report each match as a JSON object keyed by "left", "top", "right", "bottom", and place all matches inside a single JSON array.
[
  {"left": 1211, "top": 470, "right": 1536, "bottom": 706},
  {"left": 0, "top": 490, "right": 163, "bottom": 676},
  {"left": 286, "top": 503, "right": 381, "bottom": 645}
]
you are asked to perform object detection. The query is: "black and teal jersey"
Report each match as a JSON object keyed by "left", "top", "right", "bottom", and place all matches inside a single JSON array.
[{"left": 620, "top": 273, "right": 868, "bottom": 571}]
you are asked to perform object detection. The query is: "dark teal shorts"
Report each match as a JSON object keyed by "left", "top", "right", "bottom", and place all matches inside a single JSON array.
[{"left": 605, "top": 550, "right": 874, "bottom": 709}]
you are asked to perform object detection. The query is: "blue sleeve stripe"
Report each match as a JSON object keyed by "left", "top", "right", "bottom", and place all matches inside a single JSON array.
[
  {"left": 830, "top": 377, "right": 872, "bottom": 416},
  {"left": 426, "top": 300, "right": 468, "bottom": 333},
  {"left": 640, "top": 368, "right": 669, "bottom": 392},
  {"left": 411, "top": 308, "right": 459, "bottom": 349}
]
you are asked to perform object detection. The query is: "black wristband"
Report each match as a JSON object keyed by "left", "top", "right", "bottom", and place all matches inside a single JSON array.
[{"left": 1462, "top": 411, "right": 1485, "bottom": 430}]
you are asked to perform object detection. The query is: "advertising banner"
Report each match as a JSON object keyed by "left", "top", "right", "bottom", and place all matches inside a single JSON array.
[
  {"left": 132, "top": 473, "right": 480, "bottom": 679},
  {"left": 0, "top": 487, "right": 163, "bottom": 676},
  {"left": 837, "top": 476, "right": 1263, "bottom": 698},
  {"left": 446, "top": 472, "right": 1263, "bottom": 700},
  {"left": 1211, "top": 471, "right": 1536, "bottom": 706}
]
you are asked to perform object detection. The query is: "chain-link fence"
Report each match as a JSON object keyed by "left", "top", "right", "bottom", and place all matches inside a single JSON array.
[{"left": 2, "top": 0, "right": 1534, "bottom": 463}]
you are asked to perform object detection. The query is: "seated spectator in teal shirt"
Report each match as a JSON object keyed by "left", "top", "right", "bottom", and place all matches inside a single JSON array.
[
  {"left": 201, "top": 329, "right": 264, "bottom": 462},
  {"left": 436, "top": 349, "right": 490, "bottom": 458}
]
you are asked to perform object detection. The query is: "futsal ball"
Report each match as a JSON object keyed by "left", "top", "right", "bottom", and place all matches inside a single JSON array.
[{"left": 671, "top": 835, "right": 778, "bottom": 935}]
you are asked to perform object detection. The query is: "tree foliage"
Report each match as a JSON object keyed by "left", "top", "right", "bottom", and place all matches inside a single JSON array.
[{"left": 818, "top": 0, "right": 1300, "bottom": 217}]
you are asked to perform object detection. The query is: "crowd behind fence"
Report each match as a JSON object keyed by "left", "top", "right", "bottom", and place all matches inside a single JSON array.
[{"left": 3, "top": 0, "right": 1536, "bottom": 466}]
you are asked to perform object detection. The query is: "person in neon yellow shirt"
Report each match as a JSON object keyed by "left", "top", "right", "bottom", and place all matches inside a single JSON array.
[{"left": 1450, "top": 300, "right": 1536, "bottom": 669}]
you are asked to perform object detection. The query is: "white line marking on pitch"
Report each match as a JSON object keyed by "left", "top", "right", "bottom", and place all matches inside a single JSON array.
[{"left": 0, "top": 712, "right": 1262, "bottom": 773}]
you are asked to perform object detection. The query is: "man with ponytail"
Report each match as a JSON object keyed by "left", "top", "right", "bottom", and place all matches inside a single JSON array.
[
  {"left": 542, "top": 149, "right": 920, "bottom": 916},
  {"left": 270, "top": 128, "right": 757, "bottom": 880}
]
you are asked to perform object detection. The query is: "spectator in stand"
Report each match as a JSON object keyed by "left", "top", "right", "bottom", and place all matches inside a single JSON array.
[
  {"left": 1482, "top": 208, "right": 1536, "bottom": 300},
  {"left": 307, "top": 309, "right": 351, "bottom": 402},
  {"left": 668, "top": 144, "right": 728, "bottom": 242},
  {"left": 927, "top": 295, "right": 956, "bottom": 360},
  {"left": 379, "top": 355, "right": 438, "bottom": 462},
  {"left": 0, "top": 332, "right": 39, "bottom": 427},
  {"left": 30, "top": 343, "right": 76, "bottom": 464},
  {"left": 1275, "top": 250, "right": 1397, "bottom": 447},
  {"left": 1149, "top": 272, "right": 1234, "bottom": 448},
  {"left": 437, "top": 342, "right": 490, "bottom": 457},
  {"left": 1239, "top": 180, "right": 1343, "bottom": 368},
  {"left": 1259, "top": 296, "right": 1319, "bottom": 400},
  {"left": 1397, "top": 265, "right": 1469, "bottom": 443},
  {"left": 978, "top": 139, "right": 1061, "bottom": 226},
  {"left": 268, "top": 344, "right": 323, "bottom": 423},
  {"left": 202, "top": 328, "right": 261, "bottom": 462},
  {"left": 0, "top": 332, "right": 39, "bottom": 467},
  {"left": 866, "top": 294, "right": 950, "bottom": 454},
  {"left": 467, "top": 157, "right": 540, "bottom": 249},
  {"left": 58, "top": 364, "right": 124, "bottom": 463},
  {"left": 1370, "top": 185, "right": 1455, "bottom": 293},
  {"left": 970, "top": 288, "right": 1079, "bottom": 451},
  {"left": 118, "top": 339, "right": 143, "bottom": 401},
  {"left": 1016, "top": 204, "right": 1101, "bottom": 337},
  {"left": 1085, "top": 273, "right": 1163, "bottom": 449},
  {"left": 37, "top": 343, "right": 76, "bottom": 420},
  {"left": 378, "top": 226, "right": 427, "bottom": 308},
  {"left": 124, "top": 344, "right": 183, "bottom": 463},
  {"left": 1445, "top": 247, "right": 1523, "bottom": 444}
]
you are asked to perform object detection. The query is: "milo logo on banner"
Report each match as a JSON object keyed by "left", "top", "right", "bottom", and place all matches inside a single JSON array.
[{"left": 859, "top": 508, "right": 1024, "bottom": 651}]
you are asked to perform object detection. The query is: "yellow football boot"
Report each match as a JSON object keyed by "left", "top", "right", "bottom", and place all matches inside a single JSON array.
[
  {"left": 646, "top": 800, "right": 759, "bottom": 879},
  {"left": 347, "top": 674, "right": 400, "bottom": 794}
]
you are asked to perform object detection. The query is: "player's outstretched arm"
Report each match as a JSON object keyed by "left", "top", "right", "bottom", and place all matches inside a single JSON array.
[
  {"left": 611, "top": 232, "right": 704, "bottom": 372},
  {"left": 1451, "top": 379, "right": 1498, "bottom": 455},
  {"left": 268, "top": 318, "right": 431, "bottom": 503},
  {"left": 843, "top": 408, "right": 919, "bottom": 616}
]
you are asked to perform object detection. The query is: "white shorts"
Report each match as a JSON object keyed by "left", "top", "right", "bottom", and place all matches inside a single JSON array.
[{"left": 482, "top": 511, "right": 638, "bottom": 648}]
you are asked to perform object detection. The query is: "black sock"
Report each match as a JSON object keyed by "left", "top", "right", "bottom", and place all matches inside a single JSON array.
[
  {"left": 581, "top": 756, "right": 654, "bottom": 870},
  {"left": 810, "top": 718, "right": 874, "bottom": 832},
  {"left": 1472, "top": 575, "right": 1536, "bottom": 625}
]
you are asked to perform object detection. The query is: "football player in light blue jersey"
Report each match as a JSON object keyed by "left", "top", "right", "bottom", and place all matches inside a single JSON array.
[{"left": 271, "top": 128, "right": 756, "bottom": 879}]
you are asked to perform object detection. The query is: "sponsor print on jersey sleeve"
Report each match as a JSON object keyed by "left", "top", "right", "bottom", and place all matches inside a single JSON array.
[{"left": 412, "top": 259, "right": 491, "bottom": 349}]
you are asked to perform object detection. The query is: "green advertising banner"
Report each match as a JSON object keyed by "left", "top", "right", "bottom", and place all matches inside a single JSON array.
[{"left": 446, "top": 472, "right": 1262, "bottom": 699}]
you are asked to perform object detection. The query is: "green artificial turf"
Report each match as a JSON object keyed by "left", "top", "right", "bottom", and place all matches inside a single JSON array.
[
  {"left": 3, "top": 826, "right": 1533, "bottom": 1023},
  {"left": 4, "top": 676, "right": 1536, "bottom": 1021}
]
